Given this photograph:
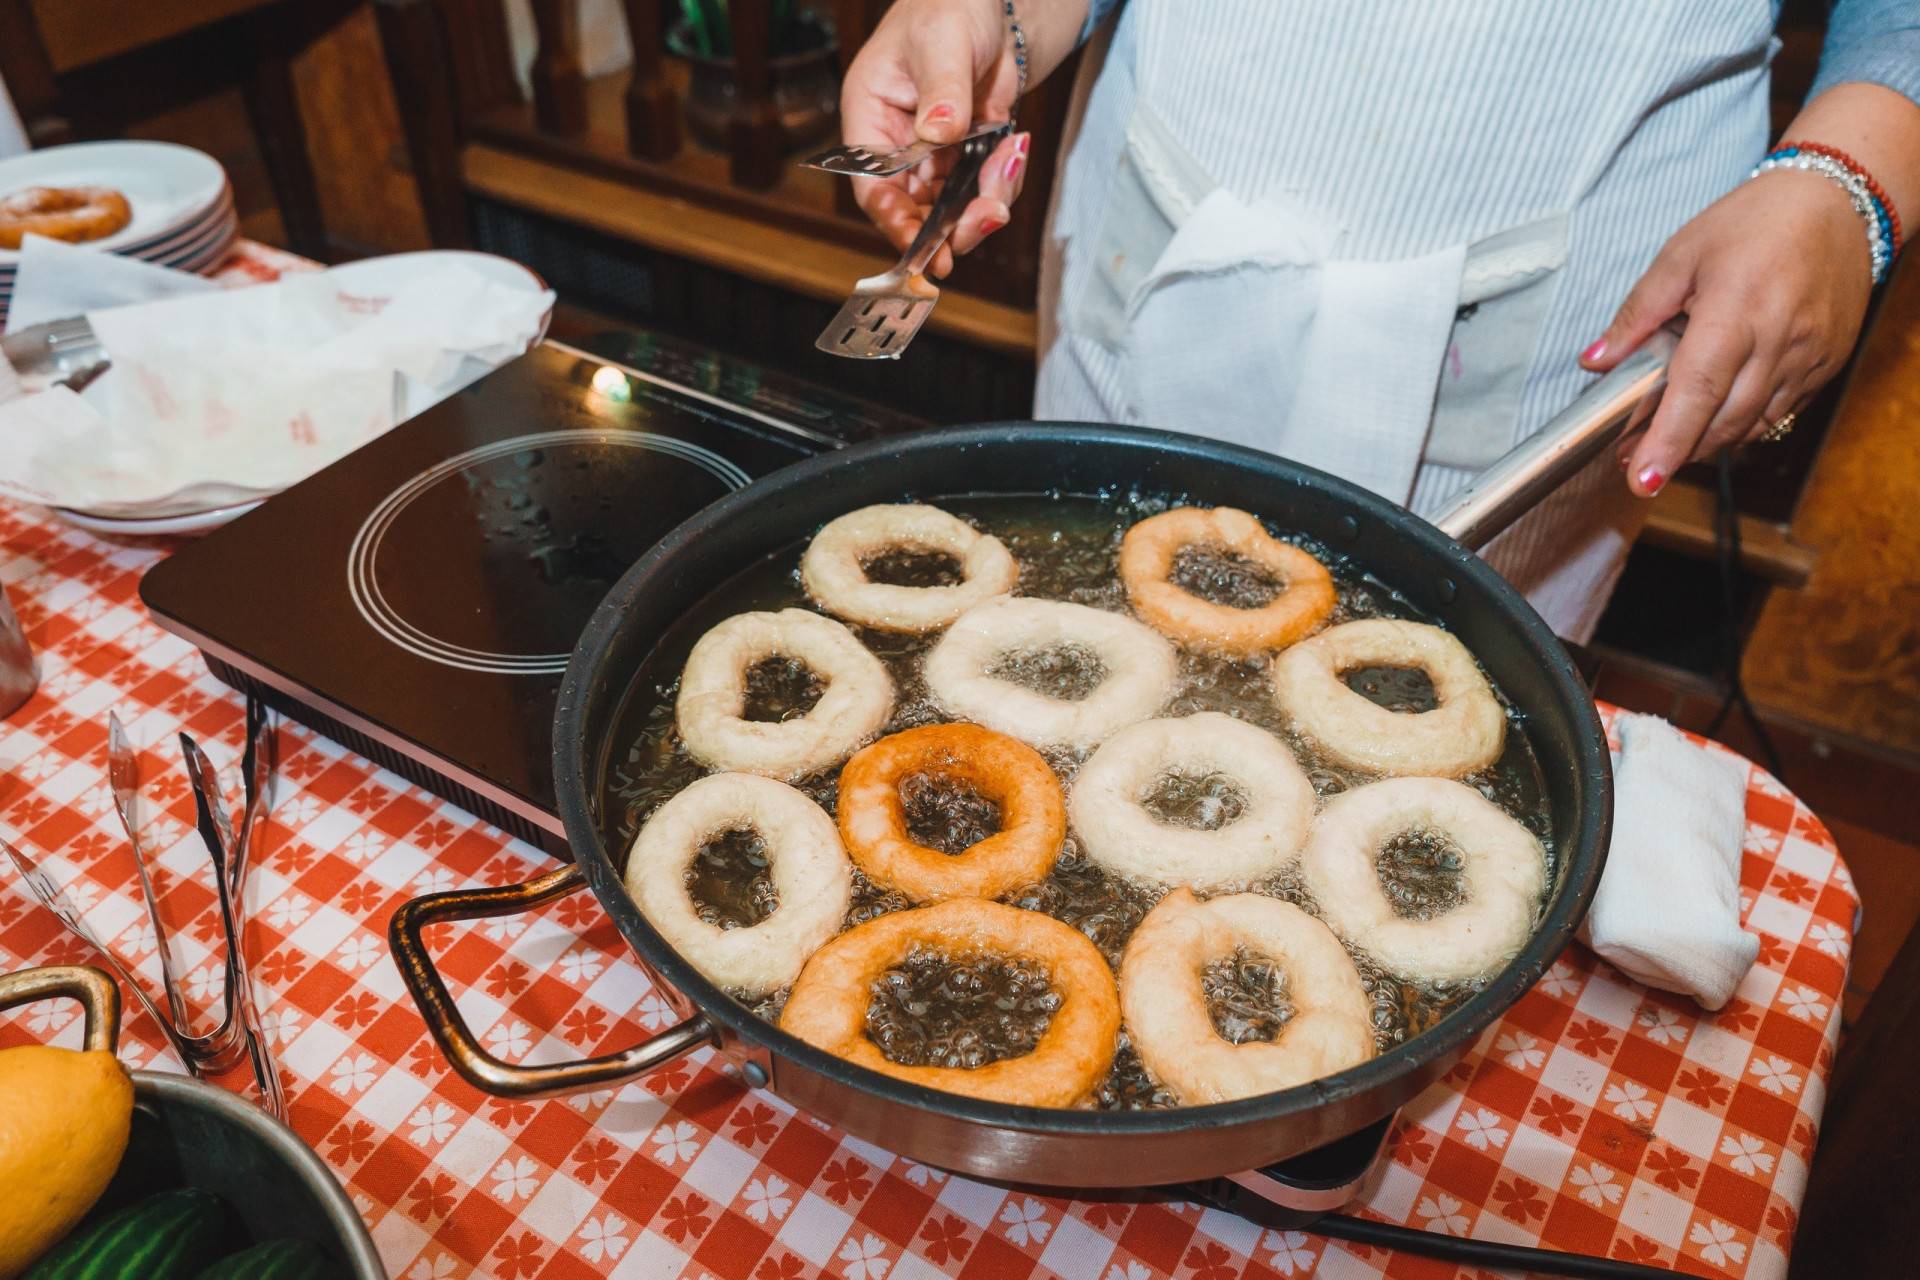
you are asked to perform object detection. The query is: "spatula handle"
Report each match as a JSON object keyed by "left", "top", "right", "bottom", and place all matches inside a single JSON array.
[{"left": 900, "top": 126, "right": 1010, "bottom": 279}]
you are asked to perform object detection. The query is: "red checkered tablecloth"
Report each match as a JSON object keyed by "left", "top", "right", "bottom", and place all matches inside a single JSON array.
[{"left": 0, "top": 261, "right": 1857, "bottom": 1278}]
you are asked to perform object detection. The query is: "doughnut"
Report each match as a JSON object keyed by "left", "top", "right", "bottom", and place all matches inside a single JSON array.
[
  {"left": 1069, "top": 713, "right": 1315, "bottom": 890},
  {"left": 922, "top": 597, "right": 1177, "bottom": 750},
  {"left": 802, "top": 503, "right": 1020, "bottom": 632},
  {"left": 0, "top": 186, "right": 132, "bottom": 249},
  {"left": 1272, "top": 618, "right": 1506, "bottom": 777},
  {"left": 1121, "top": 888, "right": 1375, "bottom": 1103},
  {"left": 838, "top": 724, "right": 1065, "bottom": 902},
  {"left": 780, "top": 898, "right": 1120, "bottom": 1107},
  {"left": 1298, "top": 776, "right": 1546, "bottom": 983},
  {"left": 676, "top": 608, "right": 894, "bottom": 779},
  {"left": 623, "top": 772, "right": 852, "bottom": 996},
  {"left": 1120, "top": 507, "right": 1336, "bottom": 654}
]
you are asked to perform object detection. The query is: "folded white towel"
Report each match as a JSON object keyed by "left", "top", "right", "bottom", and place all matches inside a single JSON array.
[{"left": 1579, "top": 712, "right": 1759, "bottom": 1010}]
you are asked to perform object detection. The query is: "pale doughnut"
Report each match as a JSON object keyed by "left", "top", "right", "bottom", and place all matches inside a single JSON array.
[
  {"left": 1299, "top": 777, "right": 1546, "bottom": 983},
  {"left": 1069, "top": 713, "right": 1315, "bottom": 889},
  {"left": 1121, "top": 888, "right": 1375, "bottom": 1104},
  {"left": 1272, "top": 618, "right": 1506, "bottom": 777},
  {"left": 624, "top": 772, "right": 853, "bottom": 996},
  {"left": 802, "top": 503, "right": 1020, "bottom": 632},
  {"left": 676, "top": 608, "right": 894, "bottom": 779},
  {"left": 1120, "top": 507, "right": 1336, "bottom": 654},
  {"left": 922, "top": 597, "right": 1177, "bottom": 750},
  {"left": 838, "top": 723, "right": 1065, "bottom": 902},
  {"left": 780, "top": 898, "right": 1120, "bottom": 1107}
]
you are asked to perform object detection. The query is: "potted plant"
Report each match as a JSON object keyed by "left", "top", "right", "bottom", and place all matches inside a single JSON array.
[{"left": 667, "top": 0, "right": 839, "bottom": 150}]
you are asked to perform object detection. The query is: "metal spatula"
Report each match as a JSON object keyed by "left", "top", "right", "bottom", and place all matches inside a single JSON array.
[
  {"left": 816, "top": 124, "right": 1009, "bottom": 360},
  {"left": 802, "top": 122, "right": 1010, "bottom": 177}
]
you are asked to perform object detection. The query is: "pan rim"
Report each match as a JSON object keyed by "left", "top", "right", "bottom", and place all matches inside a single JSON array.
[{"left": 554, "top": 421, "right": 1611, "bottom": 1140}]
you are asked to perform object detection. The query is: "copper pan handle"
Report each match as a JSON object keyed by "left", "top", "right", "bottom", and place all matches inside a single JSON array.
[
  {"left": 389, "top": 865, "right": 714, "bottom": 1099},
  {"left": 0, "top": 964, "right": 122, "bottom": 1053},
  {"left": 1432, "top": 326, "right": 1679, "bottom": 552}
]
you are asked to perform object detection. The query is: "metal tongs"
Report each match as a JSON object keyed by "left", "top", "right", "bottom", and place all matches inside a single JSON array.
[
  {"left": 4, "top": 700, "right": 283, "bottom": 1117},
  {"left": 813, "top": 122, "right": 1012, "bottom": 360}
]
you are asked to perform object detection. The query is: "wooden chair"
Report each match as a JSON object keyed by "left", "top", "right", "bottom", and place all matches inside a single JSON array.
[{"left": 0, "top": 0, "right": 356, "bottom": 259}]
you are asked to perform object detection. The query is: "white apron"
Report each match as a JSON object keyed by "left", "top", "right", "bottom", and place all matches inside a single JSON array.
[{"left": 1037, "top": 1, "right": 1775, "bottom": 640}]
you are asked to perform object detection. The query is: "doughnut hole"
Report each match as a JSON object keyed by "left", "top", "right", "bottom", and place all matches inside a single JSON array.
[
  {"left": 684, "top": 827, "right": 780, "bottom": 928},
  {"left": 986, "top": 643, "right": 1109, "bottom": 702},
  {"left": 1201, "top": 946, "right": 1295, "bottom": 1044},
  {"left": 898, "top": 769, "right": 1003, "bottom": 854},
  {"left": 1169, "top": 544, "right": 1283, "bottom": 610},
  {"left": 860, "top": 547, "right": 965, "bottom": 587},
  {"left": 1340, "top": 664, "right": 1440, "bottom": 714},
  {"left": 1140, "top": 769, "right": 1249, "bottom": 831},
  {"left": 741, "top": 654, "right": 826, "bottom": 722},
  {"left": 865, "top": 949, "right": 1062, "bottom": 1069},
  {"left": 1375, "top": 828, "right": 1469, "bottom": 920}
]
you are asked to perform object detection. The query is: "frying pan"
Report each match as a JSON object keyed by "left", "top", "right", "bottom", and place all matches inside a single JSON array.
[{"left": 389, "top": 331, "right": 1675, "bottom": 1187}]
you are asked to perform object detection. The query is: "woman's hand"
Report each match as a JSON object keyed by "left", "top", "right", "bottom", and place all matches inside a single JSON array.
[
  {"left": 839, "top": 0, "right": 1059, "bottom": 276},
  {"left": 1582, "top": 168, "right": 1874, "bottom": 496}
]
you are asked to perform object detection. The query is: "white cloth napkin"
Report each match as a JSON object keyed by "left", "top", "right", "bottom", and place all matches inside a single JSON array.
[
  {"left": 0, "top": 242, "right": 553, "bottom": 514},
  {"left": 0, "top": 71, "right": 28, "bottom": 160},
  {"left": 1581, "top": 713, "right": 1759, "bottom": 1010}
]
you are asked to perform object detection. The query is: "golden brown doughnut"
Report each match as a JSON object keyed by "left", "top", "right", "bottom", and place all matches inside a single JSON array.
[
  {"left": 1120, "top": 507, "right": 1336, "bottom": 654},
  {"left": 837, "top": 723, "right": 1066, "bottom": 902},
  {"left": 0, "top": 186, "right": 132, "bottom": 250},
  {"left": 780, "top": 899, "right": 1120, "bottom": 1107}
]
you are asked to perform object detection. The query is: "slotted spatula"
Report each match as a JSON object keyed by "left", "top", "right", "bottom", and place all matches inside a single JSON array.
[{"left": 816, "top": 124, "right": 1010, "bottom": 360}]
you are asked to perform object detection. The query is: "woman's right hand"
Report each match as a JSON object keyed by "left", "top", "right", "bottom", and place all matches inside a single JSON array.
[{"left": 839, "top": 0, "right": 1032, "bottom": 278}]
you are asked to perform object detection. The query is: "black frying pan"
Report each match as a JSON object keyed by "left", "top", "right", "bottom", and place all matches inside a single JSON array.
[{"left": 390, "top": 334, "right": 1675, "bottom": 1187}]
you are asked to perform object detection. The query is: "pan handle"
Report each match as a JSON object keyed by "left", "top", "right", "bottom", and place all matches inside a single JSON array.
[
  {"left": 389, "top": 866, "right": 715, "bottom": 1099},
  {"left": 1432, "top": 326, "right": 1679, "bottom": 552},
  {"left": 0, "top": 964, "right": 121, "bottom": 1053}
]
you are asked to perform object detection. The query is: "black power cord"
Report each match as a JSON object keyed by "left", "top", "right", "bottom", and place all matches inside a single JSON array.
[
  {"left": 1310, "top": 1212, "right": 1709, "bottom": 1278},
  {"left": 1704, "top": 448, "right": 1786, "bottom": 780}
]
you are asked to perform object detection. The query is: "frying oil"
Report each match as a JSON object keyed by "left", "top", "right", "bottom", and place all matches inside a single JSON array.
[{"left": 606, "top": 493, "right": 1555, "bottom": 1109}]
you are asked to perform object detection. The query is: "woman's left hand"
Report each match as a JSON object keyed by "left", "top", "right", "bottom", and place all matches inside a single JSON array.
[{"left": 1580, "top": 167, "right": 1875, "bottom": 496}]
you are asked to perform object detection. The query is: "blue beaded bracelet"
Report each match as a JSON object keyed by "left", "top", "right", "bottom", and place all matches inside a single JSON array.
[{"left": 1002, "top": 0, "right": 1030, "bottom": 103}]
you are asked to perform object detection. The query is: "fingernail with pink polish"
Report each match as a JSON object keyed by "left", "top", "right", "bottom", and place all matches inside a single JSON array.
[
  {"left": 1581, "top": 338, "right": 1608, "bottom": 363},
  {"left": 980, "top": 217, "right": 1006, "bottom": 236},
  {"left": 923, "top": 104, "right": 954, "bottom": 124},
  {"left": 1637, "top": 465, "right": 1665, "bottom": 495},
  {"left": 1003, "top": 150, "right": 1026, "bottom": 183}
]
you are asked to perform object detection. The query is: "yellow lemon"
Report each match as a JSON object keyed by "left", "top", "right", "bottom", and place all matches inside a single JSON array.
[{"left": 0, "top": 1045, "right": 133, "bottom": 1279}]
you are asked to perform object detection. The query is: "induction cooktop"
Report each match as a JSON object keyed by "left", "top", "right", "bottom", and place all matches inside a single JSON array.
[{"left": 141, "top": 334, "right": 926, "bottom": 855}]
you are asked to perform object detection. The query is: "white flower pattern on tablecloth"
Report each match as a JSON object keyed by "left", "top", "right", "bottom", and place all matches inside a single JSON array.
[
  {"left": 1104, "top": 1263, "right": 1153, "bottom": 1280},
  {"left": 560, "top": 948, "right": 604, "bottom": 983},
  {"left": 578, "top": 1213, "right": 630, "bottom": 1262},
  {"left": 652, "top": 1120, "right": 701, "bottom": 1164},
  {"left": 1637, "top": 1005, "right": 1688, "bottom": 1044},
  {"left": 838, "top": 1234, "right": 890, "bottom": 1279},
  {"left": 405, "top": 1254, "right": 458, "bottom": 1279},
  {"left": 1605, "top": 1080, "right": 1655, "bottom": 1121},
  {"left": 1749, "top": 1055, "right": 1802, "bottom": 1096},
  {"left": 1809, "top": 922, "right": 1848, "bottom": 957},
  {"left": 1497, "top": 1032, "right": 1544, "bottom": 1070},
  {"left": 260, "top": 1007, "right": 301, "bottom": 1045},
  {"left": 1779, "top": 986, "right": 1828, "bottom": 1021},
  {"left": 1690, "top": 1218, "right": 1748, "bottom": 1266},
  {"left": 901, "top": 1161, "right": 945, "bottom": 1186},
  {"left": 328, "top": 1052, "right": 377, "bottom": 1095},
  {"left": 999, "top": 1198, "right": 1052, "bottom": 1245},
  {"left": 485, "top": 1020, "right": 531, "bottom": 1058},
  {"left": 265, "top": 893, "right": 312, "bottom": 929},
  {"left": 1456, "top": 1108, "right": 1509, "bottom": 1151},
  {"left": 1416, "top": 1195, "right": 1469, "bottom": 1234},
  {"left": 336, "top": 935, "right": 381, "bottom": 969},
  {"left": 343, "top": 832, "right": 386, "bottom": 863},
  {"left": 1720, "top": 1132, "right": 1775, "bottom": 1175},
  {"left": 1570, "top": 1163, "right": 1623, "bottom": 1206},
  {"left": 491, "top": 1156, "right": 539, "bottom": 1201},
  {"left": 408, "top": 1102, "right": 456, "bottom": 1145},
  {"left": 413, "top": 868, "right": 457, "bottom": 895},
  {"left": 743, "top": 1175, "right": 793, "bottom": 1222}
]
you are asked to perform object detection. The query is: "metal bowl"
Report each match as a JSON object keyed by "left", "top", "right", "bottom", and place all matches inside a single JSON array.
[{"left": 0, "top": 965, "right": 384, "bottom": 1278}]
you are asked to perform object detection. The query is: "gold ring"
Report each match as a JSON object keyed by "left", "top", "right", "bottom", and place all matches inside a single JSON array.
[{"left": 1761, "top": 412, "right": 1797, "bottom": 443}]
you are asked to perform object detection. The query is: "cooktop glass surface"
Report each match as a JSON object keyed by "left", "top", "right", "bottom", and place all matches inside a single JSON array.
[{"left": 141, "top": 337, "right": 919, "bottom": 840}]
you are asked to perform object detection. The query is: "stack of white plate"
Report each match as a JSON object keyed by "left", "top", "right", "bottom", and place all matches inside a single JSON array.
[{"left": 1, "top": 141, "right": 236, "bottom": 325}]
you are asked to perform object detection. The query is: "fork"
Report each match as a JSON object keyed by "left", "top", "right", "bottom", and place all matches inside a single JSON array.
[
  {"left": 107, "top": 712, "right": 193, "bottom": 1032},
  {"left": 815, "top": 123, "right": 1011, "bottom": 360},
  {"left": 801, "top": 122, "right": 1012, "bottom": 178}
]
